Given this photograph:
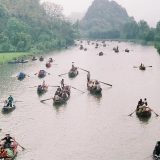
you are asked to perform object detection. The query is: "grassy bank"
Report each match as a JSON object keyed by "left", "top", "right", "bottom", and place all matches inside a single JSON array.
[{"left": 0, "top": 52, "right": 31, "bottom": 64}]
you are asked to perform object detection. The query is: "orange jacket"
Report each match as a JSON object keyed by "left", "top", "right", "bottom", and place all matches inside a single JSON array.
[{"left": 0, "top": 149, "right": 7, "bottom": 157}]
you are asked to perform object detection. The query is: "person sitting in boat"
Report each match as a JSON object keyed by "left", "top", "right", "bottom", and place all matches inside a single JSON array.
[
  {"left": 142, "top": 64, "right": 145, "bottom": 67},
  {"left": 140, "top": 63, "right": 143, "bottom": 67},
  {"left": 96, "top": 82, "right": 101, "bottom": 90},
  {"left": 57, "top": 86, "right": 61, "bottom": 92},
  {"left": 62, "top": 91, "right": 68, "bottom": 100},
  {"left": 0, "top": 147, "right": 7, "bottom": 159},
  {"left": 54, "top": 93, "right": 60, "bottom": 101},
  {"left": 87, "top": 72, "right": 90, "bottom": 82},
  {"left": 37, "top": 85, "right": 43, "bottom": 92},
  {"left": 1, "top": 134, "right": 14, "bottom": 148},
  {"left": 143, "top": 98, "right": 147, "bottom": 106},
  {"left": 154, "top": 141, "right": 160, "bottom": 158}
]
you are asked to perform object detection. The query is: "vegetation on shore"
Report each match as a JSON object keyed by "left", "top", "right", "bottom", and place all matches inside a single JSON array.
[{"left": 0, "top": 0, "right": 79, "bottom": 53}]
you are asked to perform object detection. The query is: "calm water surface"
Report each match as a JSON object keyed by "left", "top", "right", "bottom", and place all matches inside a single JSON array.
[{"left": 0, "top": 41, "right": 160, "bottom": 160}]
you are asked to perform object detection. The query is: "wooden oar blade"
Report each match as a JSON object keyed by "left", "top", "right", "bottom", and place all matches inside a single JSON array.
[{"left": 133, "top": 66, "right": 138, "bottom": 68}]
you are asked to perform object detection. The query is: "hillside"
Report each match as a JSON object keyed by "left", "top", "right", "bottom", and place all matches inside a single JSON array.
[
  {"left": 79, "top": 0, "right": 134, "bottom": 38},
  {"left": 0, "top": 0, "right": 78, "bottom": 52}
]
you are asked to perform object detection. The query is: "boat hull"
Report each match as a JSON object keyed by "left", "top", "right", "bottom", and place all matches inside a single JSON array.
[
  {"left": 68, "top": 69, "right": 78, "bottom": 77},
  {"left": 139, "top": 66, "right": 146, "bottom": 70},
  {"left": 2, "top": 101, "right": 16, "bottom": 112},
  {"left": 136, "top": 110, "right": 151, "bottom": 117},
  {"left": 8, "top": 60, "right": 28, "bottom": 64}
]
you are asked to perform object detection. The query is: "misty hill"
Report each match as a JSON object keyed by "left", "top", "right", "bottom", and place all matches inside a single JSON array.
[
  {"left": 68, "top": 11, "right": 86, "bottom": 22},
  {"left": 80, "top": 0, "right": 134, "bottom": 37}
]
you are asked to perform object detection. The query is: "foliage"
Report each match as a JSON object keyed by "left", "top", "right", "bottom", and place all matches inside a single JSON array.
[{"left": 0, "top": 0, "right": 78, "bottom": 52}]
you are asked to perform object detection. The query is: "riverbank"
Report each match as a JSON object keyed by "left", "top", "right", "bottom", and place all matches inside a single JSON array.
[{"left": 0, "top": 52, "right": 31, "bottom": 65}]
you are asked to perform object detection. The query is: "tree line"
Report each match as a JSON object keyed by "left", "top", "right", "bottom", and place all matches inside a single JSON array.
[{"left": 0, "top": 0, "right": 78, "bottom": 53}]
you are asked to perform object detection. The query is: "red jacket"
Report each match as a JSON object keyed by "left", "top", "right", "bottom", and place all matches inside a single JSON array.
[{"left": 0, "top": 149, "right": 7, "bottom": 157}]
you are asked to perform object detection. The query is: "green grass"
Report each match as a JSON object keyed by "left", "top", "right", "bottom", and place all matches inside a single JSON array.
[{"left": 0, "top": 52, "right": 31, "bottom": 64}]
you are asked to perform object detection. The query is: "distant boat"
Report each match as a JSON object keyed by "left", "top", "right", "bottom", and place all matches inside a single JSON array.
[{"left": 8, "top": 60, "right": 29, "bottom": 64}]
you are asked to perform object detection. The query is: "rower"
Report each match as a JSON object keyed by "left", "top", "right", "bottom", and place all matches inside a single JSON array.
[
  {"left": 143, "top": 98, "right": 147, "bottom": 106},
  {"left": 1, "top": 133, "right": 14, "bottom": 148},
  {"left": 87, "top": 72, "right": 90, "bottom": 82},
  {"left": 61, "top": 79, "right": 64, "bottom": 88},
  {"left": 72, "top": 62, "right": 75, "bottom": 71},
  {"left": 7, "top": 95, "right": 13, "bottom": 107}
]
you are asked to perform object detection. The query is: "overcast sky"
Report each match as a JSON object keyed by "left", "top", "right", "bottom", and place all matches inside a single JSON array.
[{"left": 41, "top": 0, "right": 160, "bottom": 27}]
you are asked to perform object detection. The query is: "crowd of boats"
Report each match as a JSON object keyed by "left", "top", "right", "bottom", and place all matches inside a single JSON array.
[{"left": 1, "top": 39, "right": 159, "bottom": 159}]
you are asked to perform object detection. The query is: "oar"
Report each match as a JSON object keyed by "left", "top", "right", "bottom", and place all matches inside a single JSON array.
[
  {"left": 52, "top": 64, "right": 58, "bottom": 65},
  {"left": 26, "top": 74, "right": 30, "bottom": 77},
  {"left": 34, "top": 73, "right": 37, "bottom": 75},
  {"left": 150, "top": 108, "right": 159, "bottom": 116},
  {"left": 29, "top": 86, "right": 37, "bottom": 88},
  {"left": 41, "top": 98, "right": 53, "bottom": 102},
  {"left": 14, "top": 139, "right": 25, "bottom": 150},
  {"left": 78, "top": 67, "right": 89, "bottom": 72},
  {"left": 99, "top": 81, "right": 112, "bottom": 86},
  {"left": 58, "top": 73, "right": 68, "bottom": 76},
  {"left": 46, "top": 71, "right": 50, "bottom": 75},
  {"left": 146, "top": 66, "right": 152, "bottom": 67},
  {"left": 70, "top": 86, "right": 85, "bottom": 94},
  {"left": 128, "top": 110, "right": 136, "bottom": 116},
  {"left": 15, "top": 101, "right": 23, "bottom": 102},
  {"left": 49, "top": 86, "right": 60, "bottom": 87},
  {"left": 133, "top": 66, "right": 139, "bottom": 68}
]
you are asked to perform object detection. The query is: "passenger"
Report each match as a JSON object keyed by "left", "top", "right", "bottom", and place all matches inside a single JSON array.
[
  {"left": 7, "top": 95, "right": 13, "bottom": 107},
  {"left": 140, "top": 63, "right": 143, "bottom": 67},
  {"left": 54, "top": 93, "right": 60, "bottom": 101},
  {"left": 138, "top": 99, "right": 143, "bottom": 106},
  {"left": 1, "top": 134, "right": 14, "bottom": 148},
  {"left": 39, "top": 70, "right": 42, "bottom": 75},
  {"left": 0, "top": 147, "right": 7, "bottom": 159},
  {"left": 61, "top": 79, "right": 64, "bottom": 88},
  {"left": 57, "top": 86, "right": 61, "bottom": 92},
  {"left": 87, "top": 72, "right": 90, "bottom": 82},
  {"left": 62, "top": 91, "right": 68, "bottom": 100},
  {"left": 142, "top": 64, "right": 145, "bottom": 67},
  {"left": 143, "top": 98, "right": 148, "bottom": 106},
  {"left": 155, "top": 141, "right": 160, "bottom": 158},
  {"left": 96, "top": 83, "right": 101, "bottom": 90},
  {"left": 137, "top": 106, "right": 143, "bottom": 113},
  {"left": 41, "top": 70, "right": 44, "bottom": 75}
]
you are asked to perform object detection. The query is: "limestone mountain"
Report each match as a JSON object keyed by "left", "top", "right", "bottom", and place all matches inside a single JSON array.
[{"left": 80, "top": 0, "right": 134, "bottom": 31}]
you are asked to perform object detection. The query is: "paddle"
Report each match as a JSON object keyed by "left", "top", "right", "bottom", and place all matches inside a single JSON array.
[
  {"left": 15, "top": 101, "right": 23, "bottom": 102},
  {"left": 128, "top": 110, "right": 136, "bottom": 116},
  {"left": 49, "top": 86, "right": 60, "bottom": 87},
  {"left": 99, "top": 81, "right": 112, "bottom": 87},
  {"left": 34, "top": 73, "right": 37, "bottom": 75},
  {"left": 78, "top": 67, "right": 89, "bottom": 72},
  {"left": 133, "top": 66, "right": 139, "bottom": 68},
  {"left": 150, "top": 108, "right": 159, "bottom": 116},
  {"left": 29, "top": 86, "right": 37, "bottom": 88},
  {"left": 58, "top": 73, "right": 68, "bottom": 76},
  {"left": 146, "top": 66, "right": 152, "bottom": 67},
  {"left": 14, "top": 139, "right": 25, "bottom": 150},
  {"left": 70, "top": 86, "right": 85, "bottom": 94},
  {"left": 26, "top": 74, "right": 30, "bottom": 77},
  {"left": 41, "top": 98, "right": 53, "bottom": 102}
]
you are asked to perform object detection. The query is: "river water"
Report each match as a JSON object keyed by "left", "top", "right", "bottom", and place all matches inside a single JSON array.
[{"left": 0, "top": 41, "right": 160, "bottom": 160}]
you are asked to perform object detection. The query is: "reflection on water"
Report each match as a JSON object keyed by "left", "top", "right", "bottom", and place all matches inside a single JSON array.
[{"left": 0, "top": 41, "right": 160, "bottom": 160}]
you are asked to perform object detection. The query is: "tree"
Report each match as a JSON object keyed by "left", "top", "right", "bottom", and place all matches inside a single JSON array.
[{"left": 156, "top": 21, "right": 160, "bottom": 32}]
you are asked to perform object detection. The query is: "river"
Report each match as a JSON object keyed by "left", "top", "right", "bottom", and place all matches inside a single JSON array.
[{"left": 0, "top": 41, "right": 160, "bottom": 160}]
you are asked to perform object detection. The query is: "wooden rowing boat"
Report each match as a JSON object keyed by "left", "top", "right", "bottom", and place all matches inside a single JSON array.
[
  {"left": 17, "top": 73, "right": 26, "bottom": 80},
  {"left": 136, "top": 108, "right": 151, "bottom": 117},
  {"left": 32, "top": 57, "right": 37, "bottom": 61},
  {"left": 99, "top": 52, "right": 103, "bottom": 56},
  {"left": 139, "top": 66, "right": 146, "bottom": 70},
  {"left": 8, "top": 60, "right": 28, "bottom": 64},
  {"left": 46, "top": 62, "right": 51, "bottom": 68},
  {"left": 2, "top": 101, "right": 16, "bottom": 112},
  {"left": 53, "top": 86, "right": 71, "bottom": 104},
  {"left": 38, "top": 70, "right": 46, "bottom": 78},
  {"left": 39, "top": 57, "right": 44, "bottom": 61},
  {"left": 125, "top": 49, "right": 129, "bottom": 52},
  {"left": 68, "top": 68, "right": 78, "bottom": 77},
  {"left": 153, "top": 141, "right": 160, "bottom": 160},
  {"left": 37, "top": 85, "right": 48, "bottom": 94},
  {"left": 87, "top": 80, "right": 102, "bottom": 94}
]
